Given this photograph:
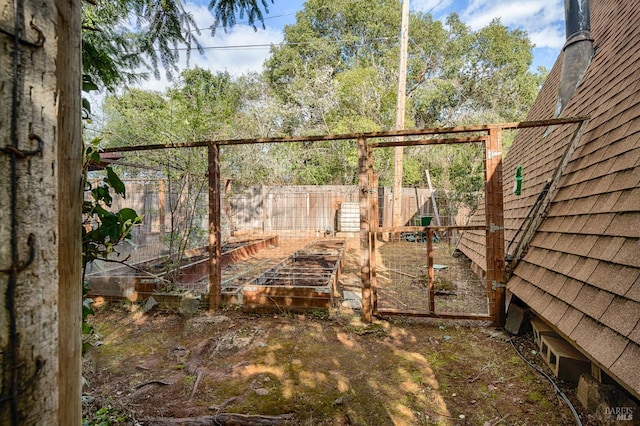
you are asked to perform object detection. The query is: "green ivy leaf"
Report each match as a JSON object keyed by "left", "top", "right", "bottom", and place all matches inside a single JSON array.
[
  {"left": 98, "top": 214, "right": 121, "bottom": 242},
  {"left": 118, "top": 208, "right": 140, "bottom": 223},
  {"left": 82, "top": 97, "right": 92, "bottom": 115},
  {"left": 88, "top": 150, "right": 101, "bottom": 164},
  {"left": 105, "top": 166, "right": 126, "bottom": 197},
  {"left": 92, "top": 186, "right": 113, "bottom": 207},
  {"left": 82, "top": 74, "right": 99, "bottom": 92},
  {"left": 93, "top": 204, "right": 110, "bottom": 217},
  {"left": 82, "top": 322, "right": 93, "bottom": 335}
]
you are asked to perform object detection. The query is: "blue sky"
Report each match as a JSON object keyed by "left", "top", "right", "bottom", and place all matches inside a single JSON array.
[{"left": 138, "top": 0, "right": 566, "bottom": 92}]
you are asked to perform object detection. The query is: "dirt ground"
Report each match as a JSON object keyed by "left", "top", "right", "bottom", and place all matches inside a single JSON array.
[{"left": 82, "top": 237, "right": 595, "bottom": 425}]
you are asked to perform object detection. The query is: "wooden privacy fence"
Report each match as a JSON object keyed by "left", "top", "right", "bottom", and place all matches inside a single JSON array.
[
  {"left": 101, "top": 116, "right": 587, "bottom": 325},
  {"left": 227, "top": 185, "right": 445, "bottom": 234},
  {"left": 92, "top": 181, "right": 444, "bottom": 238},
  {"left": 228, "top": 185, "right": 357, "bottom": 234}
]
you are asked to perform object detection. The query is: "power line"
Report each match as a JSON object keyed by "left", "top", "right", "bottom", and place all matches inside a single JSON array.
[
  {"left": 176, "top": 42, "right": 278, "bottom": 51},
  {"left": 151, "top": 37, "right": 396, "bottom": 52},
  {"left": 189, "top": 12, "right": 297, "bottom": 34}
]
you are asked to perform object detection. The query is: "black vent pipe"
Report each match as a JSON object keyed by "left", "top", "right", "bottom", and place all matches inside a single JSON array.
[
  {"left": 565, "top": 0, "right": 591, "bottom": 39},
  {"left": 557, "top": 0, "right": 593, "bottom": 115}
]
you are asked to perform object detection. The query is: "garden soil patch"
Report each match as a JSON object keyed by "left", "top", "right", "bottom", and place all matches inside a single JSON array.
[{"left": 83, "top": 237, "right": 594, "bottom": 425}]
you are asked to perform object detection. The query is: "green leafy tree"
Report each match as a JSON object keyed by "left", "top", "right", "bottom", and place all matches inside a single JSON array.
[
  {"left": 262, "top": 1, "right": 544, "bottom": 213},
  {"left": 82, "top": 162, "right": 141, "bottom": 271},
  {"left": 101, "top": 69, "right": 247, "bottom": 272},
  {"left": 82, "top": 0, "right": 274, "bottom": 90},
  {"left": 95, "top": 0, "right": 545, "bottom": 215}
]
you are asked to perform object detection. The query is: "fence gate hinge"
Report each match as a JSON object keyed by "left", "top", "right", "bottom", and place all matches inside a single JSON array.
[
  {"left": 492, "top": 281, "right": 506, "bottom": 290},
  {"left": 489, "top": 223, "right": 504, "bottom": 233}
]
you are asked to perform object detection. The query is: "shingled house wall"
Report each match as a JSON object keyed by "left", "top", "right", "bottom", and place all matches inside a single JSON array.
[{"left": 457, "top": 0, "right": 640, "bottom": 398}]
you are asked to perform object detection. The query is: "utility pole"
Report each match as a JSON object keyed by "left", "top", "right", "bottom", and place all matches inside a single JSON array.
[{"left": 392, "top": 0, "right": 409, "bottom": 227}]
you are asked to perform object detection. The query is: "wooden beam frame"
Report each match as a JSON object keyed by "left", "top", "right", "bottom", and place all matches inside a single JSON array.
[
  {"left": 374, "top": 225, "right": 487, "bottom": 233},
  {"left": 427, "top": 229, "right": 435, "bottom": 313},
  {"left": 208, "top": 143, "right": 221, "bottom": 311},
  {"left": 358, "top": 136, "right": 373, "bottom": 322},
  {"left": 57, "top": 0, "right": 83, "bottom": 423},
  {"left": 370, "top": 136, "right": 486, "bottom": 148},
  {"left": 373, "top": 309, "right": 492, "bottom": 321},
  {"left": 100, "top": 117, "right": 589, "bottom": 154},
  {"left": 365, "top": 118, "right": 586, "bottom": 324},
  {"left": 100, "top": 116, "right": 588, "bottom": 326}
]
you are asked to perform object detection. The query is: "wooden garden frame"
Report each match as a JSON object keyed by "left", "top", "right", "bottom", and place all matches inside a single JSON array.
[{"left": 102, "top": 116, "right": 588, "bottom": 326}]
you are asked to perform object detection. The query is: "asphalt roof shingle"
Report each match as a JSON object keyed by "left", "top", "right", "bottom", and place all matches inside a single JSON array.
[
  {"left": 557, "top": 306, "right": 584, "bottom": 336},
  {"left": 541, "top": 297, "right": 569, "bottom": 325},
  {"left": 456, "top": 0, "right": 640, "bottom": 398},
  {"left": 599, "top": 297, "right": 640, "bottom": 338},
  {"left": 610, "top": 344, "right": 640, "bottom": 395}
]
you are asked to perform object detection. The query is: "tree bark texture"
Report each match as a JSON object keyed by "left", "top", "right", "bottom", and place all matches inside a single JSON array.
[{"left": 0, "top": 0, "right": 81, "bottom": 424}]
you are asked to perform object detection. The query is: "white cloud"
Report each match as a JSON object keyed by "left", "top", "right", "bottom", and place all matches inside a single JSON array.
[
  {"left": 132, "top": 0, "right": 567, "bottom": 93},
  {"left": 407, "top": 0, "right": 566, "bottom": 67},
  {"left": 529, "top": 27, "right": 566, "bottom": 50},
  {"left": 134, "top": 2, "right": 284, "bottom": 93},
  {"left": 460, "top": 0, "right": 565, "bottom": 49}
]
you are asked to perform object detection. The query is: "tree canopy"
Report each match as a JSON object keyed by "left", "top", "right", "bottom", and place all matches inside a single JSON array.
[
  {"left": 265, "top": 1, "right": 545, "bottom": 130},
  {"left": 97, "top": 0, "right": 547, "bottom": 210}
]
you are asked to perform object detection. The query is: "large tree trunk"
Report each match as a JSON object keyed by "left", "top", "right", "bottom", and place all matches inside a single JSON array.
[{"left": 0, "top": 0, "right": 81, "bottom": 424}]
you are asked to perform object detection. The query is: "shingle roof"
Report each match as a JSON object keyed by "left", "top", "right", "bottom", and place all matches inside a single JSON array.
[{"left": 457, "top": 0, "right": 640, "bottom": 398}]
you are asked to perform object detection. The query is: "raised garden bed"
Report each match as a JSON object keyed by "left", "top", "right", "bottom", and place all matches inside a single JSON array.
[
  {"left": 87, "top": 236, "right": 279, "bottom": 301},
  {"left": 222, "top": 239, "right": 345, "bottom": 311}
]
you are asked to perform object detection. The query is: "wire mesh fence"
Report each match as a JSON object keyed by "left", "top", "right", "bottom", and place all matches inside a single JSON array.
[
  {"left": 85, "top": 129, "right": 492, "bottom": 315},
  {"left": 364, "top": 134, "right": 497, "bottom": 319},
  {"left": 85, "top": 143, "right": 364, "bottom": 310},
  {"left": 84, "top": 176, "right": 356, "bottom": 309},
  {"left": 372, "top": 231, "right": 490, "bottom": 317}
]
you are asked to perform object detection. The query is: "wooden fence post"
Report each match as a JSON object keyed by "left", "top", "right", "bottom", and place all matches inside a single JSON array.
[
  {"left": 485, "top": 129, "right": 506, "bottom": 327},
  {"left": 208, "top": 143, "right": 221, "bottom": 310},
  {"left": 158, "top": 179, "right": 166, "bottom": 232},
  {"left": 427, "top": 229, "right": 435, "bottom": 313},
  {"left": 370, "top": 172, "right": 379, "bottom": 312},
  {"left": 358, "top": 136, "right": 372, "bottom": 322},
  {"left": 58, "top": 0, "right": 83, "bottom": 422}
]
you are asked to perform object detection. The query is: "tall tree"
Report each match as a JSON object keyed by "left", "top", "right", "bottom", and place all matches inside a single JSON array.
[
  {"left": 266, "top": 2, "right": 544, "bottom": 131},
  {"left": 102, "top": 69, "right": 246, "bottom": 261},
  {"left": 97, "top": 1, "right": 546, "bottom": 211},
  {"left": 263, "top": 1, "right": 545, "bottom": 197}
]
